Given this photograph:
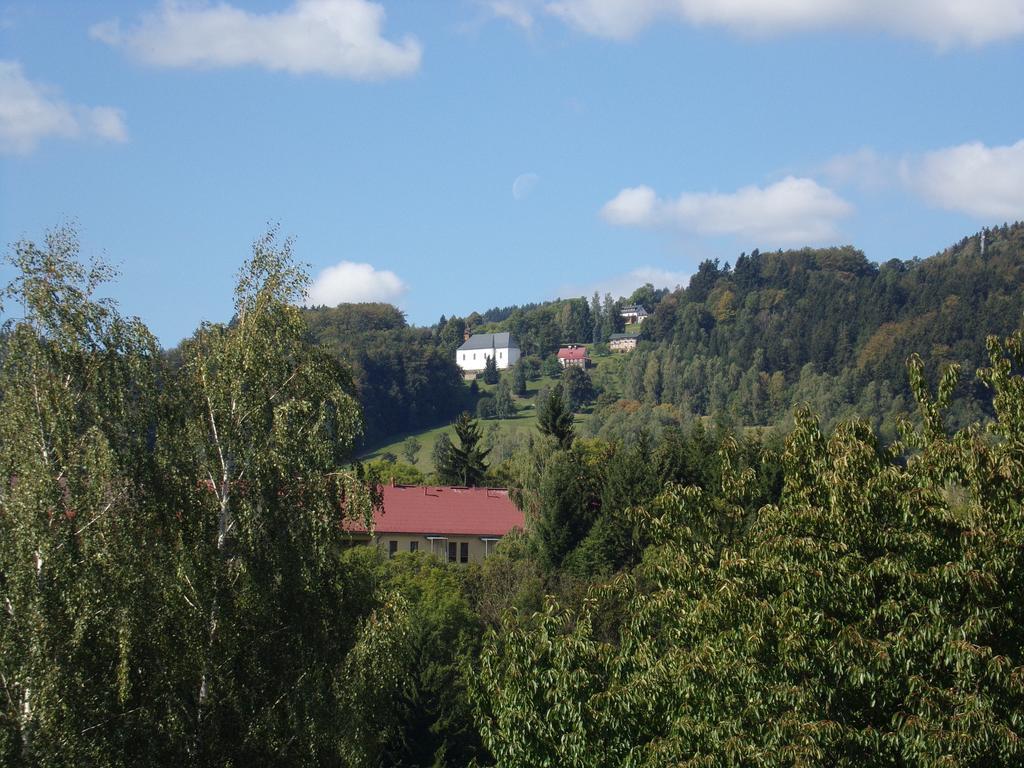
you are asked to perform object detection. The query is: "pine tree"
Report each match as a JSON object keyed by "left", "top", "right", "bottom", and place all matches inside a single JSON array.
[
  {"left": 513, "top": 361, "right": 528, "bottom": 396},
  {"left": 495, "top": 378, "right": 515, "bottom": 419},
  {"left": 436, "top": 412, "right": 490, "bottom": 486},
  {"left": 537, "top": 384, "right": 574, "bottom": 448},
  {"left": 482, "top": 353, "right": 499, "bottom": 384}
]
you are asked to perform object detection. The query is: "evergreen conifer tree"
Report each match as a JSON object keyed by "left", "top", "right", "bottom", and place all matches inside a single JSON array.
[
  {"left": 537, "top": 384, "right": 574, "bottom": 449},
  {"left": 495, "top": 378, "right": 515, "bottom": 419},
  {"left": 483, "top": 353, "right": 499, "bottom": 385},
  {"left": 436, "top": 412, "right": 490, "bottom": 486},
  {"left": 513, "top": 361, "right": 528, "bottom": 396}
]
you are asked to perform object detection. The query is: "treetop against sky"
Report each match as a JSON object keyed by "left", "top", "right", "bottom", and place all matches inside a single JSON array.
[{"left": 1, "top": 0, "right": 1022, "bottom": 344}]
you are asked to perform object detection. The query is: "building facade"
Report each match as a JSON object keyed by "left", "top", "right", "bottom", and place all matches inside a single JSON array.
[
  {"left": 557, "top": 345, "right": 588, "bottom": 368},
  {"left": 456, "top": 332, "right": 521, "bottom": 374},
  {"left": 608, "top": 333, "right": 638, "bottom": 352},
  {"left": 619, "top": 305, "right": 649, "bottom": 324},
  {"left": 343, "top": 484, "right": 524, "bottom": 564}
]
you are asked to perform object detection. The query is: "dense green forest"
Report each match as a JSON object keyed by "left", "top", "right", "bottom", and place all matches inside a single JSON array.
[
  {"left": 304, "top": 225, "right": 1024, "bottom": 452},
  {"left": 2, "top": 226, "right": 1023, "bottom": 766},
  {"left": 619, "top": 224, "right": 1024, "bottom": 438},
  {"left": 303, "top": 303, "right": 467, "bottom": 445}
]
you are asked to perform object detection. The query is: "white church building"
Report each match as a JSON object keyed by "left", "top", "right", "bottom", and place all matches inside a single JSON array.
[{"left": 456, "top": 332, "right": 521, "bottom": 374}]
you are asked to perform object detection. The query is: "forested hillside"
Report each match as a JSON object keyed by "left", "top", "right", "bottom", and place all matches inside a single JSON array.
[
  {"left": 301, "top": 225, "right": 1024, "bottom": 451},
  {"left": 619, "top": 224, "right": 1024, "bottom": 437},
  {"left": 303, "top": 303, "right": 467, "bottom": 445}
]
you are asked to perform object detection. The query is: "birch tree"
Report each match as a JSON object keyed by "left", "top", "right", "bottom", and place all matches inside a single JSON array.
[
  {"left": 168, "top": 228, "right": 378, "bottom": 763},
  {"left": 0, "top": 226, "right": 173, "bottom": 766},
  {"left": 1, "top": 226, "right": 383, "bottom": 766}
]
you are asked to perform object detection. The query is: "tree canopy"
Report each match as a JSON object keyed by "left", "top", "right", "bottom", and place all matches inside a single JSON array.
[{"left": 474, "top": 330, "right": 1024, "bottom": 767}]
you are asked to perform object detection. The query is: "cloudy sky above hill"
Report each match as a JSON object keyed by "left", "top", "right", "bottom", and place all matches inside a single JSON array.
[{"left": 1, "top": 0, "right": 1022, "bottom": 343}]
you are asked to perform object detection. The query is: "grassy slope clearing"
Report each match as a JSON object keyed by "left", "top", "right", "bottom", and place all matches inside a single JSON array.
[{"left": 359, "top": 351, "right": 616, "bottom": 472}]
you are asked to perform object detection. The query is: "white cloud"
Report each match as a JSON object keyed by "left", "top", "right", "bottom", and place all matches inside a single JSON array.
[
  {"left": 544, "top": 0, "right": 1024, "bottom": 46},
  {"left": 821, "top": 139, "right": 1024, "bottom": 220},
  {"left": 601, "top": 185, "right": 658, "bottom": 226},
  {"left": 512, "top": 172, "right": 540, "bottom": 200},
  {"left": 306, "top": 261, "right": 406, "bottom": 306},
  {"left": 562, "top": 266, "right": 691, "bottom": 301},
  {"left": 483, "top": 0, "right": 536, "bottom": 30},
  {"left": 91, "top": 0, "right": 421, "bottom": 79},
  {"left": 0, "top": 61, "right": 128, "bottom": 154},
  {"left": 820, "top": 147, "right": 896, "bottom": 190},
  {"left": 902, "top": 139, "right": 1024, "bottom": 220},
  {"left": 601, "top": 176, "right": 852, "bottom": 245},
  {"left": 88, "top": 106, "right": 129, "bottom": 143}
]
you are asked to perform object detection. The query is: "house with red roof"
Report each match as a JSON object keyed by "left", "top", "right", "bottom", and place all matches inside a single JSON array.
[
  {"left": 557, "top": 344, "right": 588, "bottom": 368},
  {"left": 343, "top": 484, "right": 525, "bottom": 563}
]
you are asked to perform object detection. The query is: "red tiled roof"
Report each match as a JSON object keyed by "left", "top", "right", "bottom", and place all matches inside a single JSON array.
[
  {"left": 558, "top": 346, "right": 587, "bottom": 360},
  {"left": 344, "top": 485, "right": 524, "bottom": 537}
]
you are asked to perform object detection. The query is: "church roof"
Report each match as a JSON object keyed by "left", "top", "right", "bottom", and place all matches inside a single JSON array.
[{"left": 458, "top": 332, "right": 518, "bottom": 351}]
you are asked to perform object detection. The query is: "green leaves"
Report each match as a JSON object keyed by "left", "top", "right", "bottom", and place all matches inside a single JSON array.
[
  {"left": 474, "top": 332, "right": 1024, "bottom": 767},
  {"left": 1, "top": 225, "right": 171, "bottom": 766},
  {"left": 1, "top": 226, "right": 384, "bottom": 766}
]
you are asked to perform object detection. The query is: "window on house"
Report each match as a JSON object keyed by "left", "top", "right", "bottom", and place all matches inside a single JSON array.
[
  {"left": 388, "top": 540, "right": 398, "bottom": 558},
  {"left": 447, "top": 542, "right": 457, "bottom": 563},
  {"left": 409, "top": 541, "right": 418, "bottom": 553},
  {"left": 460, "top": 542, "right": 469, "bottom": 563},
  {"left": 473, "top": 353, "right": 476, "bottom": 360},
  {"left": 499, "top": 351, "right": 503, "bottom": 358}
]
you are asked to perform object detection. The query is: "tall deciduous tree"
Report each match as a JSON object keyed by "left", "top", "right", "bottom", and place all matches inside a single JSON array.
[
  {"left": 561, "top": 365, "right": 595, "bottom": 412},
  {"left": 601, "top": 293, "right": 617, "bottom": 340},
  {"left": 401, "top": 436, "right": 422, "bottom": 465},
  {"left": 0, "top": 226, "right": 171, "bottom": 765},
  {"left": 0, "top": 225, "right": 387, "bottom": 766},
  {"left": 439, "top": 316, "right": 466, "bottom": 354},
  {"left": 171, "top": 228, "right": 378, "bottom": 763}
]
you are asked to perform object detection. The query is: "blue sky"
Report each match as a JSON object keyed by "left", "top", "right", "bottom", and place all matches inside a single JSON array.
[{"left": 2, "top": 0, "right": 1023, "bottom": 345}]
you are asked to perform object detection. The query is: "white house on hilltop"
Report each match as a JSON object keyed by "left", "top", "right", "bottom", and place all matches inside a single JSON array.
[
  {"left": 620, "top": 304, "right": 649, "bottom": 324},
  {"left": 456, "top": 332, "right": 521, "bottom": 374}
]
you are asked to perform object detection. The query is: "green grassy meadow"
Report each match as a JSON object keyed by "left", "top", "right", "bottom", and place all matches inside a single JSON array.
[{"left": 358, "top": 349, "right": 616, "bottom": 472}]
